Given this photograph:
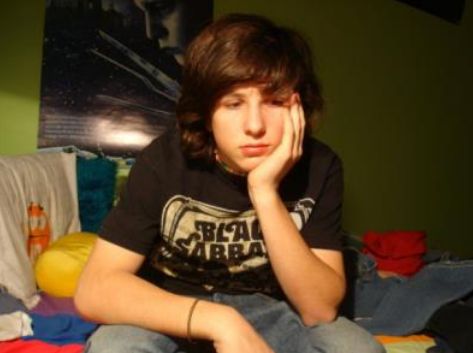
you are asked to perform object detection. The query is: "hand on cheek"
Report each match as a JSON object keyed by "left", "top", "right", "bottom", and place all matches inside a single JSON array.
[
  {"left": 248, "top": 94, "right": 305, "bottom": 198},
  {"left": 289, "top": 94, "right": 305, "bottom": 159}
]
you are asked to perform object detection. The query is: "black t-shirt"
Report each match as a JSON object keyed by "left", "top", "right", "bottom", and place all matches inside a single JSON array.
[{"left": 100, "top": 130, "right": 343, "bottom": 297}]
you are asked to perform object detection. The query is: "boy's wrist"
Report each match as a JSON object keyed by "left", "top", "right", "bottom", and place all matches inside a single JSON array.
[
  {"left": 248, "top": 187, "right": 281, "bottom": 209},
  {"left": 191, "top": 301, "right": 244, "bottom": 342}
]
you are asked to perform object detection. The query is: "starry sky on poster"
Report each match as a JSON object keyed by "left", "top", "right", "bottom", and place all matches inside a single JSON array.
[{"left": 39, "top": 0, "right": 212, "bottom": 157}]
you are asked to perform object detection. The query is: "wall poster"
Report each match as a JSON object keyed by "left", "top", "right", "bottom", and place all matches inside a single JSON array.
[
  {"left": 395, "top": 0, "right": 465, "bottom": 24},
  {"left": 38, "top": 0, "right": 213, "bottom": 158}
]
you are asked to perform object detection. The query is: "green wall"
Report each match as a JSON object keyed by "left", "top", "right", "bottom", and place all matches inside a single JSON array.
[
  {"left": 1, "top": 0, "right": 472, "bottom": 257},
  {"left": 0, "top": 1, "right": 45, "bottom": 154}
]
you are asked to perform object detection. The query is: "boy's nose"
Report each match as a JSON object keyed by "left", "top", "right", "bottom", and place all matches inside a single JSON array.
[{"left": 243, "top": 106, "right": 266, "bottom": 136}]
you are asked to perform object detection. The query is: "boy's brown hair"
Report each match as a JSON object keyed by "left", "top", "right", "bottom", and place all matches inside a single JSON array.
[{"left": 176, "top": 13, "right": 324, "bottom": 164}]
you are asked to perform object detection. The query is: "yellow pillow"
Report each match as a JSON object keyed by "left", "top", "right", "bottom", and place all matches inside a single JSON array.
[{"left": 35, "top": 232, "right": 97, "bottom": 297}]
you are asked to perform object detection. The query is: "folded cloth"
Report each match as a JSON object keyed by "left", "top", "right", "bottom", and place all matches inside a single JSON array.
[
  {"left": 0, "top": 339, "right": 83, "bottom": 353},
  {"left": 363, "top": 230, "right": 426, "bottom": 276},
  {"left": 0, "top": 311, "right": 33, "bottom": 341},
  {"left": 23, "top": 313, "right": 97, "bottom": 345}
]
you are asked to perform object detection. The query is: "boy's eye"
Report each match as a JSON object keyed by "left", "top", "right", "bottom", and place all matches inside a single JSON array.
[
  {"left": 271, "top": 99, "right": 285, "bottom": 106},
  {"left": 223, "top": 100, "right": 242, "bottom": 109},
  {"left": 267, "top": 97, "right": 289, "bottom": 107}
]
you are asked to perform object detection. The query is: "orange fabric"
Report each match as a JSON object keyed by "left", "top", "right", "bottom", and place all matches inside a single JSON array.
[{"left": 375, "top": 334, "right": 434, "bottom": 344}]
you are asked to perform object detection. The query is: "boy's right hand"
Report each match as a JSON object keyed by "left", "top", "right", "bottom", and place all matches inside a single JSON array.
[
  {"left": 195, "top": 303, "right": 275, "bottom": 353},
  {"left": 212, "top": 308, "right": 275, "bottom": 353}
]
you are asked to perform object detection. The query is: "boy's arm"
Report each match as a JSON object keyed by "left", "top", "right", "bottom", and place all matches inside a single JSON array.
[
  {"left": 247, "top": 95, "right": 345, "bottom": 326},
  {"left": 74, "top": 238, "right": 275, "bottom": 353},
  {"left": 250, "top": 193, "right": 345, "bottom": 326}
]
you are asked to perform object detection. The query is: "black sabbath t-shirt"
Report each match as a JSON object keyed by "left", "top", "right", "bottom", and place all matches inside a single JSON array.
[{"left": 100, "top": 130, "right": 343, "bottom": 297}]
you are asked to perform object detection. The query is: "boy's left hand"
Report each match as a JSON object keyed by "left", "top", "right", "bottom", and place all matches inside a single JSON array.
[{"left": 248, "top": 94, "right": 305, "bottom": 197}]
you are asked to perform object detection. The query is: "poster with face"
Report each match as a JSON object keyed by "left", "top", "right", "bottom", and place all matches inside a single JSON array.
[{"left": 38, "top": 0, "right": 213, "bottom": 158}]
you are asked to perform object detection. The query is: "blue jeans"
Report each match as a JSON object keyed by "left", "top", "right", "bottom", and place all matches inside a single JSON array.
[
  {"left": 343, "top": 248, "right": 473, "bottom": 335},
  {"left": 85, "top": 292, "right": 384, "bottom": 353}
]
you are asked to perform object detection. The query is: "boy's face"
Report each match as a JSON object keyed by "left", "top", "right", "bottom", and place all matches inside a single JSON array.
[{"left": 211, "top": 85, "right": 293, "bottom": 174}]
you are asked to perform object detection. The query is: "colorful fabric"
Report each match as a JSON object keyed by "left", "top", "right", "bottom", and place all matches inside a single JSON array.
[
  {"left": 376, "top": 334, "right": 435, "bottom": 353},
  {"left": 30, "top": 293, "right": 78, "bottom": 316},
  {"left": 0, "top": 311, "right": 33, "bottom": 341},
  {"left": 0, "top": 339, "right": 83, "bottom": 353},
  {"left": 77, "top": 157, "right": 117, "bottom": 233},
  {"left": 376, "top": 334, "right": 434, "bottom": 344},
  {"left": 23, "top": 313, "right": 97, "bottom": 345},
  {"left": 383, "top": 340, "right": 435, "bottom": 353},
  {"left": 363, "top": 230, "right": 426, "bottom": 276}
]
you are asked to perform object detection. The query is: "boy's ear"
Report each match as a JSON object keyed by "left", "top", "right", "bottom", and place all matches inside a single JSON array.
[{"left": 291, "top": 92, "right": 301, "bottom": 104}]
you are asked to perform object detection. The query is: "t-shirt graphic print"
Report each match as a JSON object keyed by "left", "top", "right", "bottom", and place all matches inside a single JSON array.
[{"left": 149, "top": 195, "right": 315, "bottom": 294}]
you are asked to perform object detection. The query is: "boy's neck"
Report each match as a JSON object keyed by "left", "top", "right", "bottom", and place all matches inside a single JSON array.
[{"left": 215, "top": 152, "right": 247, "bottom": 177}]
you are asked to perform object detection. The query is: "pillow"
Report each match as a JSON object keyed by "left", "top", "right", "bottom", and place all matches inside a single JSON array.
[
  {"left": 77, "top": 157, "right": 117, "bottom": 233},
  {"left": 35, "top": 232, "right": 97, "bottom": 297},
  {"left": 0, "top": 153, "right": 80, "bottom": 307}
]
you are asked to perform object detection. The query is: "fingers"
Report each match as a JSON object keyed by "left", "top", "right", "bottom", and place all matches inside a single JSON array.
[
  {"left": 280, "top": 99, "right": 295, "bottom": 154},
  {"left": 290, "top": 94, "right": 305, "bottom": 159},
  {"left": 298, "top": 100, "right": 305, "bottom": 155}
]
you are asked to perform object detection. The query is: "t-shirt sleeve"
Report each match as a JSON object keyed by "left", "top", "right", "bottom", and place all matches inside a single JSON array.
[
  {"left": 302, "top": 153, "right": 344, "bottom": 251},
  {"left": 99, "top": 146, "right": 163, "bottom": 255}
]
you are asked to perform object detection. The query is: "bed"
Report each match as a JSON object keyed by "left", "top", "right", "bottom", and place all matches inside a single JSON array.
[{"left": 1, "top": 151, "right": 471, "bottom": 353}]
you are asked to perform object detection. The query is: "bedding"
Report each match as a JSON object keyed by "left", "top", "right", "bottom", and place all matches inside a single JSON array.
[
  {"left": 376, "top": 335, "right": 435, "bottom": 353},
  {"left": 0, "top": 290, "right": 439, "bottom": 353},
  {"left": 76, "top": 157, "right": 117, "bottom": 233},
  {"left": 0, "top": 339, "right": 83, "bottom": 353},
  {"left": 0, "top": 152, "right": 119, "bottom": 353},
  {"left": 0, "top": 153, "right": 80, "bottom": 308},
  {"left": 342, "top": 247, "right": 473, "bottom": 336},
  {"left": 1, "top": 151, "right": 471, "bottom": 353},
  {"left": 0, "top": 292, "right": 91, "bottom": 352}
]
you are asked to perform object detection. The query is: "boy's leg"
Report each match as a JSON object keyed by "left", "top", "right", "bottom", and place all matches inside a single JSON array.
[
  {"left": 215, "top": 292, "right": 385, "bottom": 353},
  {"left": 85, "top": 324, "right": 178, "bottom": 353},
  {"left": 295, "top": 316, "right": 386, "bottom": 353},
  {"left": 84, "top": 324, "right": 214, "bottom": 353}
]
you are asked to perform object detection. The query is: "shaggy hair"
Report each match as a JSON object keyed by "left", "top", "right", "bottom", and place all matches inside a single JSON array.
[{"left": 176, "top": 13, "right": 324, "bottom": 164}]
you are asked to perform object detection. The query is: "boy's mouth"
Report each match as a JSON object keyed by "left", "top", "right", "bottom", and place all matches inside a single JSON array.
[{"left": 240, "top": 144, "right": 269, "bottom": 157}]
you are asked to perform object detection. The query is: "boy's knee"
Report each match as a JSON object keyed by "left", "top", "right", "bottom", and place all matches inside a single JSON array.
[
  {"left": 85, "top": 324, "right": 174, "bottom": 353},
  {"left": 304, "top": 317, "right": 386, "bottom": 353}
]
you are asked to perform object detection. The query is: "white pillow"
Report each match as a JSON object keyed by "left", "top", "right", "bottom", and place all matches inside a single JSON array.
[{"left": 0, "top": 152, "right": 80, "bottom": 308}]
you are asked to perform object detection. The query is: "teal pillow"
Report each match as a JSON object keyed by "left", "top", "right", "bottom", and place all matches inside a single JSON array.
[{"left": 77, "top": 158, "right": 117, "bottom": 232}]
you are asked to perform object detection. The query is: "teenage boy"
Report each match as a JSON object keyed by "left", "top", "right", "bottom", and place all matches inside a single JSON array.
[{"left": 75, "top": 13, "right": 385, "bottom": 353}]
